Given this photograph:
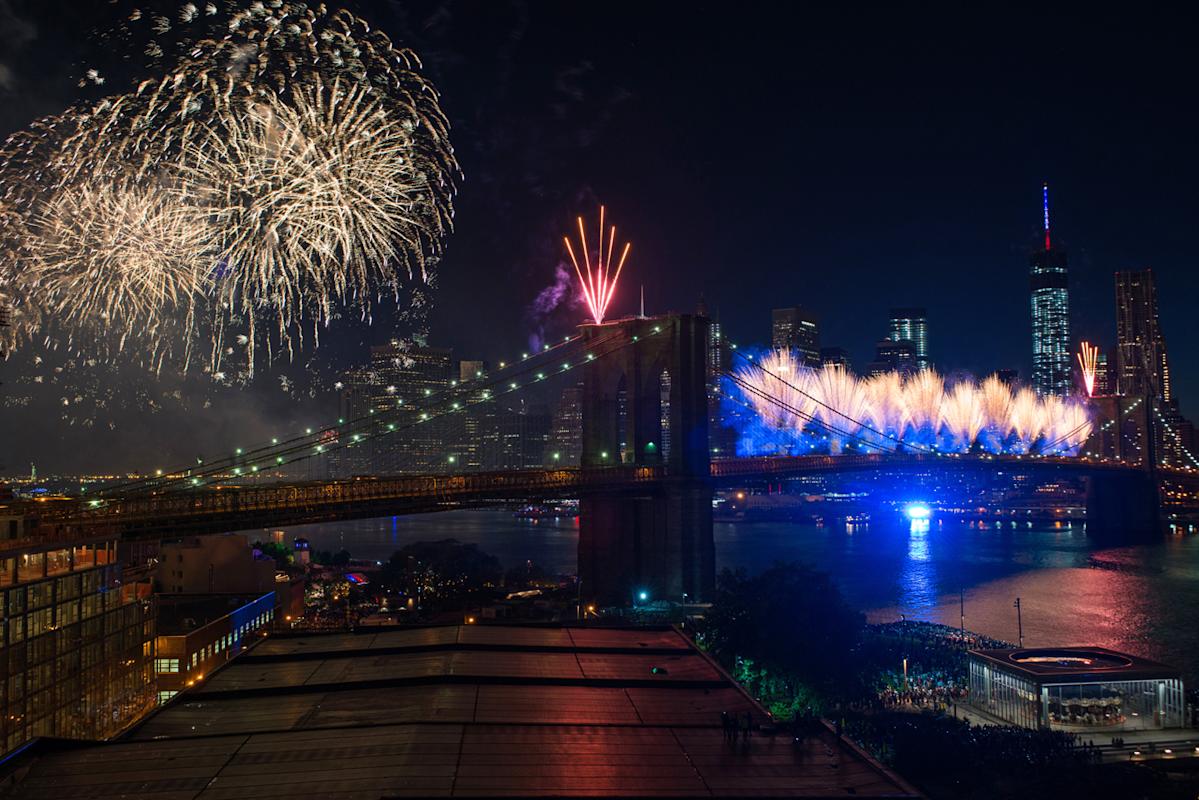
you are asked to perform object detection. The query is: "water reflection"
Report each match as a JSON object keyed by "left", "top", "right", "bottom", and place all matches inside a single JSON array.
[
  {"left": 277, "top": 510, "right": 1199, "bottom": 683},
  {"left": 898, "top": 520, "right": 935, "bottom": 613}
]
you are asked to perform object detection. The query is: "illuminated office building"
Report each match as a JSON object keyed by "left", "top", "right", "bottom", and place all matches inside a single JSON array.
[
  {"left": 1115, "top": 269, "right": 1171, "bottom": 401},
  {"left": 888, "top": 308, "right": 929, "bottom": 371},
  {"left": 1030, "top": 183, "right": 1071, "bottom": 396},
  {"left": 771, "top": 306, "right": 820, "bottom": 365},
  {"left": 0, "top": 519, "right": 156, "bottom": 754}
]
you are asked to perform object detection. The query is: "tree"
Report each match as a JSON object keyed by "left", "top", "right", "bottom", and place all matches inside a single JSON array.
[
  {"left": 380, "top": 539, "right": 502, "bottom": 589},
  {"left": 703, "top": 563, "right": 864, "bottom": 685},
  {"left": 252, "top": 540, "right": 291, "bottom": 568}
]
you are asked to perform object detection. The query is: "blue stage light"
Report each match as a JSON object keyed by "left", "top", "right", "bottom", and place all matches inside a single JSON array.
[{"left": 904, "top": 502, "right": 932, "bottom": 520}]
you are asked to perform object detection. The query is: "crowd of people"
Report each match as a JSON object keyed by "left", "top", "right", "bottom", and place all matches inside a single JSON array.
[
  {"left": 857, "top": 620, "right": 1010, "bottom": 710},
  {"left": 877, "top": 674, "right": 969, "bottom": 710},
  {"left": 845, "top": 713, "right": 1099, "bottom": 776}
]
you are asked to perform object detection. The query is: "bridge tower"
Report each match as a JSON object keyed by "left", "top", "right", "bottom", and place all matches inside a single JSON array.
[
  {"left": 1084, "top": 395, "right": 1161, "bottom": 540},
  {"left": 578, "top": 313, "right": 714, "bottom": 605}
]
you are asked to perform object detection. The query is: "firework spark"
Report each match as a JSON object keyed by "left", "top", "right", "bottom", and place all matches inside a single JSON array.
[
  {"left": 1077, "top": 341, "right": 1099, "bottom": 397},
  {"left": 728, "top": 349, "right": 1092, "bottom": 456},
  {"left": 0, "top": 1, "right": 458, "bottom": 377},
  {"left": 563, "top": 206, "right": 631, "bottom": 325}
]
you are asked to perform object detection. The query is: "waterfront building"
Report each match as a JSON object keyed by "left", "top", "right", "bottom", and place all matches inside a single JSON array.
[
  {"left": 771, "top": 306, "right": 820, "bottom": 364},
  {"left": 888, "top": 308, "right": 929, "bottom": 370},
  {"left": 1115, "top": 269, "right": 1171, "bottom": 401},
  {"left": 0, "top": 522, "right": 156, "bottom": 754},
  {"left": 154, "top": 592, "right": 277, "bottom": 705},
  {"left": 157, "top": 534, "right": 276, "bottom": 595},
  {"left": 968, "top": 646, "right": 1184, "bottom": 731},
  {"left": 1030, "top": 183, "right": 1071, "bottom": 396}
]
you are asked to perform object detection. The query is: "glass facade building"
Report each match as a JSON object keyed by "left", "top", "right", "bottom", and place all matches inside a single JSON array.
[
  {"left": 1115, "top": 269, "right": 1171, "bottom": 401},
  {"left": 968, "top": 647, "right": 1185, "bottom": 731},
  {"left": 888, "top": 308, "right": 929, "bottom": 371},
  {"left": 1030, "top": 246, "right": 1071, "bottom": 396},
  {"left": 0, "top": 530, "right": 157, "bottom": 754},
  {"left": 771, "top": 307, "right": 821, "bottom": 365}
]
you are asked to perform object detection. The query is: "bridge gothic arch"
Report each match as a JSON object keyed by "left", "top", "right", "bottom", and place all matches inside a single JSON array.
[{"left": 578, "top": 314, "right": 715, "bottom": 605}]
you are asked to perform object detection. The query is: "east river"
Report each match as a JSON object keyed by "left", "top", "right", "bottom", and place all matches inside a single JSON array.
[{"left": 285, "top": 511, "right": 1199, "bottom": 683}]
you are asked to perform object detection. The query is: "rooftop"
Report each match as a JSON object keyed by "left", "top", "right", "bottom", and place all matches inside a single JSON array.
[
  {"left": 969, "top": 646, "right": 1181, "bottom": 683},
  {"left": 5, "top": 623, "right": 918, "bottom": 798},
  {"left": 157, "top": 593, "right": 274, "bottom": 636}
]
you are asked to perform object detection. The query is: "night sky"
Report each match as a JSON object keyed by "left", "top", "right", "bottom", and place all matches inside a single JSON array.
[{"left": 2, "top": 1, "right": 1197, "bottom": 471}]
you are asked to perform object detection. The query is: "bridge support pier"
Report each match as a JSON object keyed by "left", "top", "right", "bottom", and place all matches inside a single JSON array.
[
  {"left": 578, "top": 314, "right": 714, "bottom": 606},
  {"left": 1085, "top": 470, "right": 1161, "bottom": 541},
  {"left": 579, "top": 481, "right": 713, "bottom": 606}
]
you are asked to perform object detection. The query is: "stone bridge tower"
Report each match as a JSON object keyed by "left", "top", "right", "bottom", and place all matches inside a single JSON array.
[{"left": 578, "top": 313, "right": 715, "bottom": 605}]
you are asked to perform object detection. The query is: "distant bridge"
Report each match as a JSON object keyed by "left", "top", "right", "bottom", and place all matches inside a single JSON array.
[
  {"left": 23, "top": 452, "right": 1195, "bottom": 541},
  {"left": 10, "top": 313, "right": 1199, "bottom": 604}
]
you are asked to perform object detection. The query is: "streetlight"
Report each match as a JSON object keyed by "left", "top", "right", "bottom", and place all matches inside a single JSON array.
[{"left": 1014, "top": 597, "right": 1024, "bottom": 647}]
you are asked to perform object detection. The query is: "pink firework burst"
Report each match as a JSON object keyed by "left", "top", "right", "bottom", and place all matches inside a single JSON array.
[{"left": 563, "top": 206, "right": 631, "bottom": 324}]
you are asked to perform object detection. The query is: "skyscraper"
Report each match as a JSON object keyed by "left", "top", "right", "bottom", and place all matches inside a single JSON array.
[
  {"left": 771, "top": 306, "right": 820, "bottom": 364},
  {"left": 1094, "top": 351, "right": 1113, "bottom": 396},
  {"left": 888, "top": 308, "right": 929, "bottom": 370},
  {"left": 697, "top": 299, "right": 736, "bottom": 456},
  {"left": 544, "top": 385, "right": 583, "bottom": 465},
  {"left": 866, "top": 339, "right": 918, "bottom": 377},
  {"left": 1030, "top": 183, "right": 1071, "bottom": 396},
  {"left": 1115, "top": 269, "right": 1171, "bottom": 400},
  {"left": 369, "top": 343, "right": 453, "bottom": 472}
]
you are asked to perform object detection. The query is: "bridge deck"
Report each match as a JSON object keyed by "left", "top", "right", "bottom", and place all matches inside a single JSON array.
[{"left": 4, "top": 454, "right": 1191, "bottom": 546}]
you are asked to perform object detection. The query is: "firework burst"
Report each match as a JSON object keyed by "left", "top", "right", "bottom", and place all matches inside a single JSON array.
[
  {"left": 726, "top": 349, "right": 1092, "bottom": 456},
  {"left": 563, "top": 206, "right": 631, "bottom": 325},
  {"left": 1077, "top": 341, "right": 1099, "bottom": 397},
  {"left": 0, "top": 1, "right": 458, "bottom": 377}
]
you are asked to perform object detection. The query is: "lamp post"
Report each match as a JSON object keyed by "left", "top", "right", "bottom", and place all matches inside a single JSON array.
[
  {"left": 1014, "top": 597, "right": 1024, "bottom": 648},
  {"left": 960, "top": 588, "right": 966, "bottom": 642}
]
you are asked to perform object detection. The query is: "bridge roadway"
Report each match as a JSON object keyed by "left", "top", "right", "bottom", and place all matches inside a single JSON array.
[{"left": 18, "top": 453, "right": 1190, "bottom": 543}]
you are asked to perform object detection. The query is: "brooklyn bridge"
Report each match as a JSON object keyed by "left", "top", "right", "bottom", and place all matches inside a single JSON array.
[{"left": 14, "top": 314, "right": 1199, "bottom": 605}]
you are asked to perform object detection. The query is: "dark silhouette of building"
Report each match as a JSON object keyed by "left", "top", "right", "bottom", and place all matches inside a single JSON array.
[
  {"left": 697, "top": 299, "right": 736, "bottom": 457},
  {"left": 819, "top": 346, "right": 852, "bottom": 369},
  {"left": 888, "top": 308, "right": 929, "bottom": 370},
  {"left": 481, "top": 398, "right": 551, "bottom": 470},
  {"left": 1030, "top": 183, "right": 1071, "bottom": 396},
  {"left": 544, "top": 385, "right": 583, "bottom": 465},
  {"left": 771, "top": 306, "right": 820, "bottom": 364},
  {"left": 456, "top": 360, "right": 490, "bottom": 469},
  {"left": 866, "top": 338, "right": 917, "bottom": 376},
  {"left": 1115, "top": 269, "right": 1171, "bottom": 401}
]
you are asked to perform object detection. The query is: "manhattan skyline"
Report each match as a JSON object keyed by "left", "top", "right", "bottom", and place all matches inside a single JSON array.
[{"left": 0, "top": 1, "right": 1196, "bottom": 471}]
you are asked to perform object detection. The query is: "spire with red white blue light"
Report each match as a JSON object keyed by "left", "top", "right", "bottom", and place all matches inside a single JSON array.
[{"left": 1042, "top": 181, "right": 1051, "bottom": 250}]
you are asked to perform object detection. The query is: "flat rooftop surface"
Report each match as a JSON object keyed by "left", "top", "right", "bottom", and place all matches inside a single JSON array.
[
  {"left": 969, "top": 646, "right": 1181, "bottom": 683},
  {"left": 158, "top": 593, "right": 271, "bottom": 636},
  {"left": 7, "top": 624, "right": 918, "bottom": 799}
]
